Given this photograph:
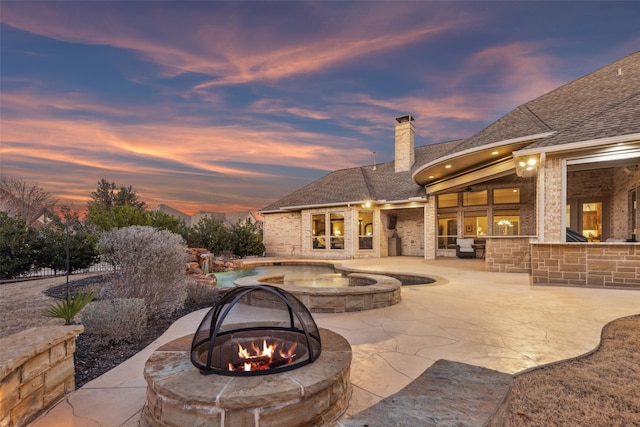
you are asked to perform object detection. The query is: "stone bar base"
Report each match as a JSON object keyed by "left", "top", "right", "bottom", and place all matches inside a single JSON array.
[
  {"left": 531, "top": 243, "right": 640, "bottom": 288},
  {"left": 144, "top": 328, "right": 351, "bottom": 427},
  {"left": 485, "top": 237, "right": 534, "bottom": 273},
  {"left": 0, "top": 326, "right": 83, "bottom": 427}
]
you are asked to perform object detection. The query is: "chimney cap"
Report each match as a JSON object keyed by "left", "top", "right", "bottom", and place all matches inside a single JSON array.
[{"left": 395, "top": 114, "right": 414, "bottom": 124}]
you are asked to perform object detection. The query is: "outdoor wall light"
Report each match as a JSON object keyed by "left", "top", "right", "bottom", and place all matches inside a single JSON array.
[{"left": 515, "top": 154, "right": 540, "bottom": 177}]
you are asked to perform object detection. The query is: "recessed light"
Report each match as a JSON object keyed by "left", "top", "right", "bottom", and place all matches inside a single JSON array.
[
  {"left": 445, "top": 164, "right": 452, "bottom": 169},
  {"left": 519, "top": 161, "right": 526, "bottom": 167},
  {"left": 491, "top": 151, "right": 499, "bottom": 155},
  {"left": 527, "top": 158, "right": 537, "bottom": 166},
  {"left": 513, "top": 189, "right": 518, "bottom": 193},
  {"left": 428, "top": 175, "right": 434, "bottom": 179}
]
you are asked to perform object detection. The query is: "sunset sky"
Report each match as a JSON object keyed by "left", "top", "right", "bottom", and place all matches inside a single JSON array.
[{"left": 1, "top": 2, "right": 638, "bottom": 215}]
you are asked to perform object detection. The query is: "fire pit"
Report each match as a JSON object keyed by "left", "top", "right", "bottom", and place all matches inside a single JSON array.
[
  {"left": 191, "top": 284, "right": 321, "bottom": 376},
  {"left": 144, "top": 285, "right": 352, "bottom": 426}
]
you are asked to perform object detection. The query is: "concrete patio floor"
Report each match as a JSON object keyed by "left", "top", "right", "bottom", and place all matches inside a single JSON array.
[{"left": 29, "top": 257, "right": 640, "bottom": 426}]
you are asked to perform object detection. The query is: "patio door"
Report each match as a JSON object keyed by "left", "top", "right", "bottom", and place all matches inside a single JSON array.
[{"left": 567, "top": 199, "right": 607, "bottom": 242}]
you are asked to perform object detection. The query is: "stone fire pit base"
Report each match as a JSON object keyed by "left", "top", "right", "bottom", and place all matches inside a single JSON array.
[{"left": 143, "top": 328, "right": 351, "bottom": 427}]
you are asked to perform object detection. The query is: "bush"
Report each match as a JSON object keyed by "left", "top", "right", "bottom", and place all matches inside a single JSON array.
[
  {"left": 185, "top": 279, "right": 224, "bottom": 307},
  {"left": 98, "top": 226, "right": 188, "bottom": 316},
  {"left": 44, "top": 289, "right": 97, "bottom": 325},
  {"left": 0, "top": 212, "right": 38, "bottom": 279},
  {"left": 82, "top": 298, "right": 148, "bottom": 343}
]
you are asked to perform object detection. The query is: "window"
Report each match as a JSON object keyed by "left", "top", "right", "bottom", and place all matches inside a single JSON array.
[
  {"left": 312, "top": 213, "right": 345, "bottom": 250},
  {"left": 494, "top": 188, "right": 520, "bottom": 204},
  {"left": 438, "top": 213, "right": 457, "bottom": 249},
  {"left": 581, "top": 202, "right": 602, "bottom": 242},
  {"left": 312, "top": 214, "right": 326, "bottom": 249},
  {"left": 494, "top": 210, "right": 520, "bottom": 235},
  {"left": 464, "top": 211, "right": 487, "bottom": 237},
  {"left": 437, "top": 193, "right": 458, "bottom": 208},
  {"left": 330, "top": 213, "right": 344, "bottom": 249},
  {"left": 463, "top": 190, "right": 487, "bottom": 206},
  {"left": 358, "top": 211, "right": 373, "bottom": 250}
]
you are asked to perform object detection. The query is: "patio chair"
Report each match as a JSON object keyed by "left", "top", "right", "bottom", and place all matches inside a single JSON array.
[{"left": 456, "top": 238, "right": 476, "bottom": 258}]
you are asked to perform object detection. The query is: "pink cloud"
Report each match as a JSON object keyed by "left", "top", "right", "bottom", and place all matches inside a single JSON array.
[{"left": 1, "top": 2, "right": 466, "bottom": 89}]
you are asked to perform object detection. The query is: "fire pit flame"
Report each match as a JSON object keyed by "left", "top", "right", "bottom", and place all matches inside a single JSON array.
[{"left": 228, "top": 338, "right": 298, "bottom": 372}]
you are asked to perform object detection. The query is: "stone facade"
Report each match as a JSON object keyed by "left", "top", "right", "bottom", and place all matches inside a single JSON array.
[
  {"left": 485, "top": 237, "right": 534, "bottom": 273},
  {"left": 531, "top": 243, "right": 640, "bottom": 288},
  {"left": 235, "top": 272, "right": 402, "bottom": 313},
  {"left": 0, "top": 326, "right": 83, "bottom": 427}
]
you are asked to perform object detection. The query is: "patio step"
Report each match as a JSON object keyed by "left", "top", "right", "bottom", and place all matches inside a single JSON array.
[{"left": 338, "top": 359, "right": 513, "bottom": 427}]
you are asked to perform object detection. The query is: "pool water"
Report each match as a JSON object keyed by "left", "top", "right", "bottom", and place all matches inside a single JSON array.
[{"left": 214, "top": 265, "right": 350, "bottom": 288}]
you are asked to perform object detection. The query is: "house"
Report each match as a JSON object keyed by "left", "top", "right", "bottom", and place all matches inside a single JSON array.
[
  {"left": 260, "top": 52, "right": 640, "bottom": 288},
  {"left": 152, "top": 204, "right": 263, "bottom": 228}
]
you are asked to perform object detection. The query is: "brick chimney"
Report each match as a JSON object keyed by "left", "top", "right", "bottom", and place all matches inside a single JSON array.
[{"left": 394, "top": 114, "right": 415, "bottom": 173}]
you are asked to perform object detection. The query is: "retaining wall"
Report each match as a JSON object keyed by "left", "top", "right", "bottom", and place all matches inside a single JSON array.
[{"left": 0, "top": 326, "right": 83, "bottom": 427}]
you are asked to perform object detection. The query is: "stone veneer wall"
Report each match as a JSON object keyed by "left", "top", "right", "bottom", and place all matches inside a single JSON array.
[
  {"left": 485, "top": 237, "right": 534, "bottom": 273},
  {"left": 0, "top": 326, "right": 83, "bottom": 427},
  {"left": 531, "top": 243, "right": 640, "bottom": 288}
]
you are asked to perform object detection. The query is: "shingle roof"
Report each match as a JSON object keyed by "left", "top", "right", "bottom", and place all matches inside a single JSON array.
[
  {"left": 261, "top": 52, "right": 639, "bottom": 213},
  {"left": 524, "top": 91, "right": 640, "bottom": 148},
  {"left": 260, "top": 139, "right": 463, "bottom": 211},
  {"left": 445, "top": 51, "right": 640, "bottom": 155}
]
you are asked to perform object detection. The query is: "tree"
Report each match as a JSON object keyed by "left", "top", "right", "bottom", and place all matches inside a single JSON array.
[
  {"left": 87, "top": 203, "right": 150, "bottom": 232},
  {"left": 230, "top": 218, "right": 265, "bottom": 258},
  {"left": 87, "top": 178, "right": 146, "bottom": 210},
  {"left": 0, "top": 177, "right": 57, "bottom": 226},
  {"left": 191, "top": 217, "right": 231, "bottom": 255},
  {"left": 0, "top": 212, "right": 38, "bottom": 279},
  {"left": 87, "top": 179, "right": 148, "bottom": 231},
  {"left": 36, "top": 206, "right": 98, "bottom": 274},
  {"left": 149, "top": 210, "right": 189, "bottom": 237}
]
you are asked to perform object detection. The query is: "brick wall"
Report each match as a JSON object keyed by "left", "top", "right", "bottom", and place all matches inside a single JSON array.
[
  {"left": 531, "top": 243, "right": 640, "bottom": 288},
  {"left": 542, "top": 157, "right": 563, "bottom": 242},
  {"left": 485, "top": 237, "right": 533, "bottom": 273},
  {"left": 390, "top": 207, "right": 424, "bottom": 256},
  {"left": 611, "top": 167, "right": 640, "bottom": 239},
  {"left": 0, "top": 326, "right": 83, "bottom": 427},
  {"left": 424, "top": 201, "right": 437, "bottom": 259},
  {"left": 263, "top": 212, "right": 301, "bottom": 257}
]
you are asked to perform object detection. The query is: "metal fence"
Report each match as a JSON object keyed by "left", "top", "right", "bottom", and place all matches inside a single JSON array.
[{"left": 19, "top": 262, "right": 114, "bottom": 279}]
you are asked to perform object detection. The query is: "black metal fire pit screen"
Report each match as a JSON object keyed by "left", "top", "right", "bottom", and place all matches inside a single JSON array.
[{"left": 190, "top": 284, "right": 322, "bottom": 376}]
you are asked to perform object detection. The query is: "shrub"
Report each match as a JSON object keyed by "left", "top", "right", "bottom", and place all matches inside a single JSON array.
[
  {"left": 82, "top": 298, "right": 147, "bottom": 343},
  {"left": 0, "top": 212, "right": 38, "bottom": 279},
  {"left": 185, "top": 279, "right": 225, "bottom": 307},
  {"left": 44, "top": 289, "right": 97, "bottom": 325},
  {"left": 98, "top": 226, "right": 188, "bottom": 316}
]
